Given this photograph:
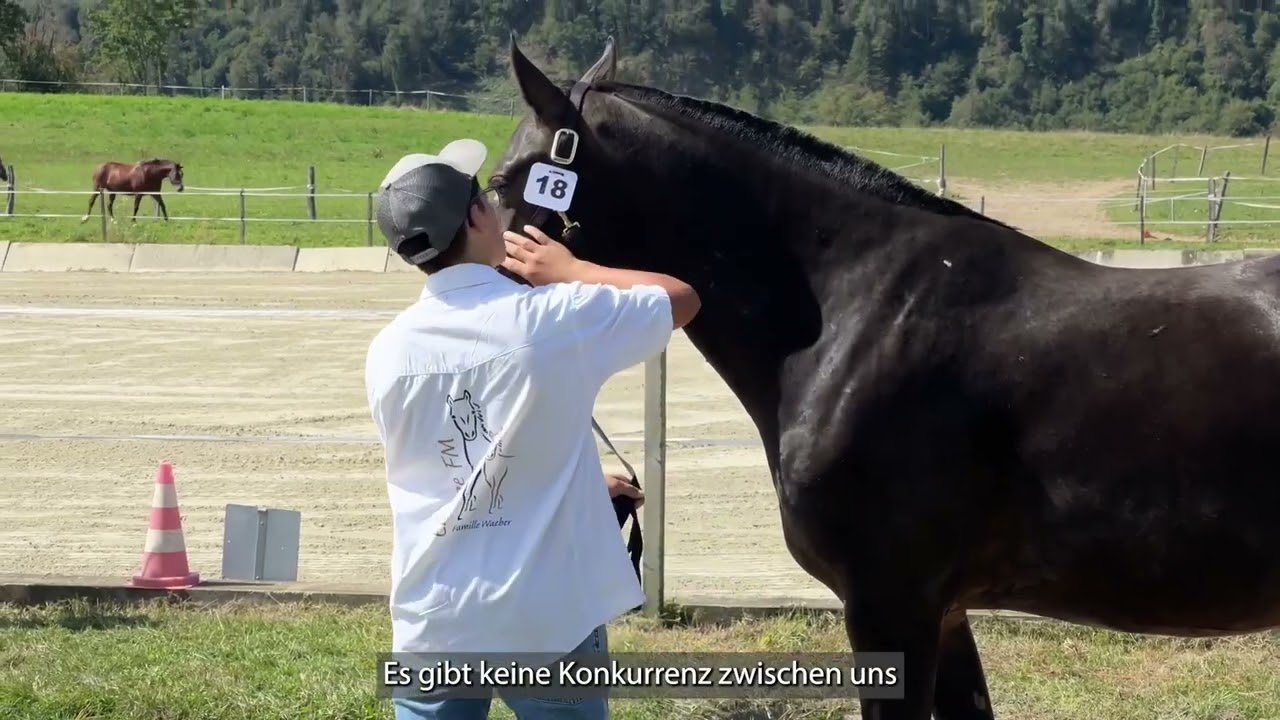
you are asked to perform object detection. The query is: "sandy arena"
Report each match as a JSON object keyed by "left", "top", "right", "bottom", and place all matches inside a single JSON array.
[{"left": 0, "top": 271, "right": 836, "bottom": 603}]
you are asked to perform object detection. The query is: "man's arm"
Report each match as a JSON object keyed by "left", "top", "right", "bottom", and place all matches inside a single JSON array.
[
  {"left": 563, "top": 261, "right": 700, "bottom": 330},
  {"left": 501, "top": 225, "right": 701, "bottom": 330}
]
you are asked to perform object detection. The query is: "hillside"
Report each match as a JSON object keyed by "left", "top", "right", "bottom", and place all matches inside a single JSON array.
[
  {"left": 1, "top": 91, "right": 1277, "bottom": 247},
  {"left": 2, "top": 0, "right": 1279, "bottom": 137}
]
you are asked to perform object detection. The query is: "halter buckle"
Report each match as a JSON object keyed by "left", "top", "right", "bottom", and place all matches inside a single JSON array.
[{"left": 550, "top": 129, "right": 579, "bottom": 165}]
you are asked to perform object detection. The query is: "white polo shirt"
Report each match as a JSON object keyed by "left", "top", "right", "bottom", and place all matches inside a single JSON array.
[{"left": 365, "top": 263, "right": 673, "bottom": 655}]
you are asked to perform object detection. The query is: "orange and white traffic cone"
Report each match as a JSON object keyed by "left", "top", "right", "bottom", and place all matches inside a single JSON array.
[{"left": 130, "top": 462, "right": 201, "bottom": 589}]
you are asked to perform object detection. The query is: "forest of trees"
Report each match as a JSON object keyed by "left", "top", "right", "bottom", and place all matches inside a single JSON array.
[{"left": 2, "top": 0, "right": 1279, "bottom": 136}]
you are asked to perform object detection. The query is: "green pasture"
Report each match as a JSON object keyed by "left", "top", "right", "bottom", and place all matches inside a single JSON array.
[
  {"left": 1, "top": 599, "right": 1277, "bottom": 720},
  {"left": 2, "top": 91, "right": 1280, "bottom": 248}
]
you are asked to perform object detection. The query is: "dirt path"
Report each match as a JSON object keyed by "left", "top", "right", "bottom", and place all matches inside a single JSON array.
[
  {"left": 949, "top": 178, "right": 1139, "bottom": 239},
  {"left": 0, "top": 272, "right": 835, "bottom": 602}
]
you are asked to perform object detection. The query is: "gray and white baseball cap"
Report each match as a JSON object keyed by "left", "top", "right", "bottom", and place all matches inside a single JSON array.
[{"left": 376, "top": 139, "right": 488, "bottom": 264}]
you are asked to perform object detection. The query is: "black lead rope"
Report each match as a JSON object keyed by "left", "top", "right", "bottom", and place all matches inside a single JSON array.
[{"left": 593, "top": 418, "right": 644, "bottom": 584}]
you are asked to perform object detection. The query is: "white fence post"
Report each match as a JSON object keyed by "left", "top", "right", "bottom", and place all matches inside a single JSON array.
[{"left": 642, "top": 348, "right": 667, "bottom": 617}]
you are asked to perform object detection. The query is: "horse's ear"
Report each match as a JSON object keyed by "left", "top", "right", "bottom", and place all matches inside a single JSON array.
[
  {"left": 580, "top": 36, "right": 617, "bottom": 84},
  {"left": 510, "top": 32, "right": 573, "bottom": 127},
  {"left": 462, "top": 389, "right": 472, "bottom": 401}
]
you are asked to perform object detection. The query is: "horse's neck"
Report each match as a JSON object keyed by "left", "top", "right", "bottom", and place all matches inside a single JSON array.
[
  {"left": 659, "top": 173, "right": 857, "bottom": 455},
  {"left": 655, "top": 148, "right": 953, "bottom": 458}
]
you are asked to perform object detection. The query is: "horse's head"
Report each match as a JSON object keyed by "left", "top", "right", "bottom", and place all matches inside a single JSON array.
[
  {"left": 494, "top": 36, "right": 789, "bottom": 294},
  {"left": 169, "top": 163, "right": 184, "bottom": 192},
  {"left": 493, "top": 37, "right": 688, "bottom": 276}
]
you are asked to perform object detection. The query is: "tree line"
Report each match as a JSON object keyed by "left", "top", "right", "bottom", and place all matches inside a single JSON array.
[{"left": 2, "top": 0, "right": 1278, "bottom": 136}]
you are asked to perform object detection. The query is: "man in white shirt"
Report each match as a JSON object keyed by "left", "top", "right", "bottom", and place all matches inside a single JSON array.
[{"left": 366, "top": 139, "right": 701, "bottom": 720}]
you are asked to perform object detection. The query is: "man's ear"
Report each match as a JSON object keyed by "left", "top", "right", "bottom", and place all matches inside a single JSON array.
[{"left": 510, "top": 32, "right": 574, "bottom": 128}]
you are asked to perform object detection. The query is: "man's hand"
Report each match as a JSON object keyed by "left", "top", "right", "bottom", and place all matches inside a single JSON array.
[
  {"left": 606, "top": 472, "right": 644, "bottom": 508},
  {"left": 501, "top": 225, "right": 584, "bottom": 286}
]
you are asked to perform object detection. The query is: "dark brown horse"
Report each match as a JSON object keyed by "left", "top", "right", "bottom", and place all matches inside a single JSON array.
[
  {"left": 81, "top": 158, "right": 184, "bottom": 223},
  {"left": 0, "top": 155, "right": 7, "bottom": 183}
]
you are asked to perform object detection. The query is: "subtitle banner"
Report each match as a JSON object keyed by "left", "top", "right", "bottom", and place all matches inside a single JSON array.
[{"left": 376, "top": 651, "right": 905, "bottom": 700}]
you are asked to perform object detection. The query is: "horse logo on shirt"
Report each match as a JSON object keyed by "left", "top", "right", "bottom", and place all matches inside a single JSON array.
[{"left": 446, "top": 389, "right": 514, "bottom": 520}]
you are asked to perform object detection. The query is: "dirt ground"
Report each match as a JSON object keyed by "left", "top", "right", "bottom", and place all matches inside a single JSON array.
[
  {"left": 949, "top": 178, "right": 1139, "bottom": 239},
  {"left": 0, "top": 272, "right": 836, "bottom": 602}
]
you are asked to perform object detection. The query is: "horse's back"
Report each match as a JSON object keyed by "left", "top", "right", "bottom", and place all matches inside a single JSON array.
[{"left": 91, "top": 161, "right": 135, "bottom": 188}]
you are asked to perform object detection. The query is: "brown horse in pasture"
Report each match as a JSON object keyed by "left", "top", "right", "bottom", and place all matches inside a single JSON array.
[
  {"left": 0, "top": 155, "right": 7, "bottom": 183},
  {"left": 81, "top": 158, "right": 184, "bottom": 223}
]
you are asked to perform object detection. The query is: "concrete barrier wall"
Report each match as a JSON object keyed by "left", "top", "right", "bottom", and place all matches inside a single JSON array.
[
  {"left": 1, "top": 242, "right": 136, "bottom": 272},
  {"left": 384, "top": 250, "right": 419, "bottom": 273},
  {"left": 1, "top": 241, "right": 1276, "bottom": 273},
  {"left": 294, "top": 247, "right": 389, "bottom": 273},
  {"left": 1073, "top": 248, "right": 1280, "bottom": 269},
  {"left": 130, "top": 244, "right": 298, "bottom": 272}
]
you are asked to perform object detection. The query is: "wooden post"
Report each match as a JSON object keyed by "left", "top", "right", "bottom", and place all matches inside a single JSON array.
[
  {"left": 641, "top": 349, "right": 668, "bottom": 618},
  {"left": 1133, "top": 171, "right": 1143, "bottom": 211},
  {"left": 366, "top": 192, "right": 374, "bottom": 246},
  {"left": 307, "top": 166, "right": 317, "bottom": 220},
  {"left": 239, "top": 189, "right": 247, "bottom": 244},
  {"left": 99, "top": 189, "right": 108, "bottom": 241},
  {"left": 937, "top": 144, "right": 947, "bottom": 197},
  {"left": 1210, "top": 171, "right": 1231, "bottom": 243},
  {"left": 979, "top": 196, "right": 985, "bottom": 215},
  {"left": 1262, "top": 135, "right": 1271, "bottom": 174},
  {"left": 4, "top": 165, "right": 13, "bottom": 215},
  {"left": 1206, "top": 177, "right": 1217, "bottom": 244},
  {"left": 1150, "top": 153, "right": 1156, "bottom": 190},
  {"left": 1198, "top": 146, "right": 1208, "bottom": 175},
  {"left": 1139, "top": 180, "right": 1146, "bottom": 245}
]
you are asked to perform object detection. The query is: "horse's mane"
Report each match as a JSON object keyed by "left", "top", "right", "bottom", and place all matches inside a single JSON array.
[
  {"left": 599, "top": 81, "right": 1011, "bottom": 229},
  {"left": 140, "top": 157, "right": 174, "bottom": 166}
]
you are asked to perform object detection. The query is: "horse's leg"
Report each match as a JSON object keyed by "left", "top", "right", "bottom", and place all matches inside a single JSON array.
[
  {"left": 131, "top": 194, "right": 142, "bottom": 222},
  {"left": 153, "top": 194, "right": 169, "bottom": 221},
  {"left": 82, "top": 189, "right": 100, "bottom": 223},
  {"left": 932, "top": 611, "right": 996, "bottom": 720},
  {"left": 845, "top": 591, "right": 942, "bottom": 720},
  {"left": 107, "top": 193, "right": 118, "bottom": 222}
]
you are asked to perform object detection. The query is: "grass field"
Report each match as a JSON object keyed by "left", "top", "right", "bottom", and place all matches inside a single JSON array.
[
  {"left": 4, "top": 91, "right": 1280, "bottom": 249},
  {"left": 1, "top": 600, "right": 1277, "bottom": 720}
]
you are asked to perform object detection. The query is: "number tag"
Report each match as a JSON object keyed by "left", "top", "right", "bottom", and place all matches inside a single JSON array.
[{"left": 522, "top": 162, "right": 578, "bottom": 213}]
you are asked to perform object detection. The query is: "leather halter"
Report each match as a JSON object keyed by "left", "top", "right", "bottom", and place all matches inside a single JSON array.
[
  {"left": 524, "top": 79, "right": 591, "bottom": 242},
  {"left": 512, "top": 79, "right": 646, "bottom": 587}
]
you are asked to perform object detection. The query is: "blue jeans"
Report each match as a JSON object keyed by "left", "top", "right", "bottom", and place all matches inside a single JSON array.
[{"left": 392, "top": 625, "right": 610, "bottom": 720}]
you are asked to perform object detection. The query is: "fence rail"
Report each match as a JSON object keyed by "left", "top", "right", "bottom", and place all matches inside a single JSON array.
[
  {"left": 0, "top": 78, "right": 521, "bottom": 115},
  {"left": 1, "top": 185, "right": 380, "bottom": 244}
]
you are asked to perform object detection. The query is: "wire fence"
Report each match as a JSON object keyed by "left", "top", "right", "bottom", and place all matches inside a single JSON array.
[
  {"left": 0, "top": 78, "right": 522, "bottom": 115},
  {"left": 844, "top": 144, "right": 947, "bottom": 195},
  {"left": 1129, "top": 137, "right": 1280, "bottom": 242},
  {"left": 7, "top": 139, "right": 1280, "bottom": 246},
  {"left": 1, "top": 187, "right": 381, "bottom": 244}
]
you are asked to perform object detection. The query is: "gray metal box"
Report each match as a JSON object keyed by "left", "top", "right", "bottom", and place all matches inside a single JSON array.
[{"left": 222, "top": 504, "right": 301, "bottom": 582}]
